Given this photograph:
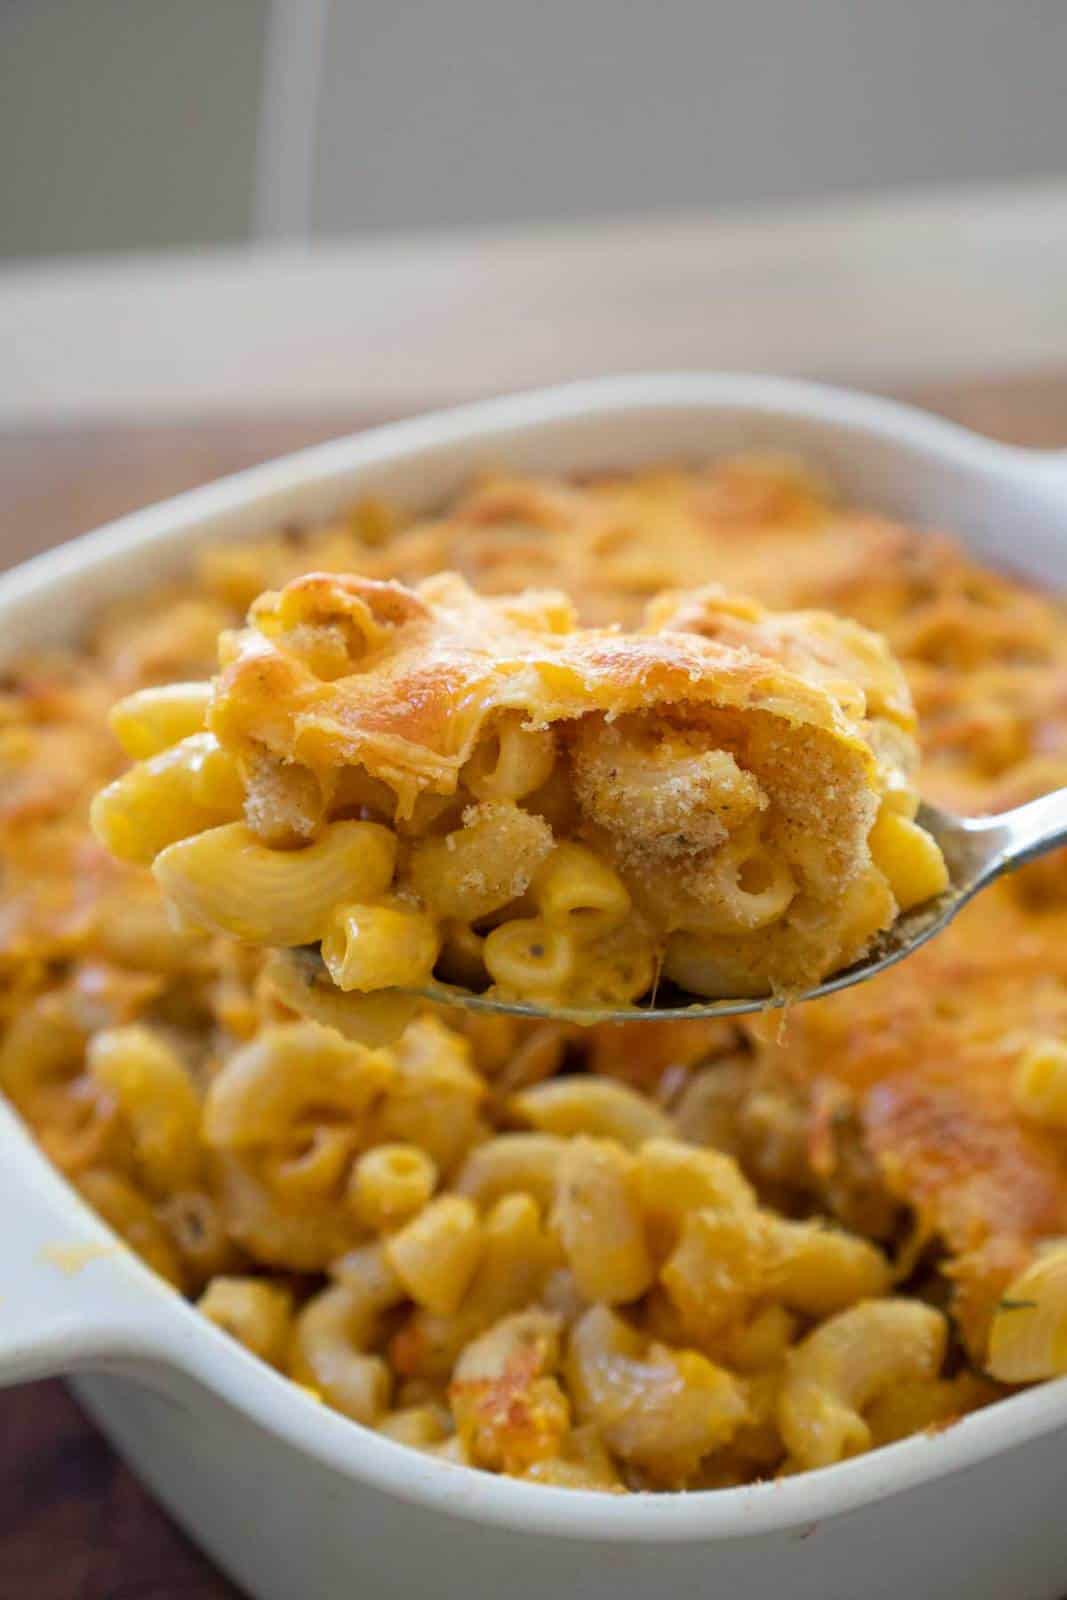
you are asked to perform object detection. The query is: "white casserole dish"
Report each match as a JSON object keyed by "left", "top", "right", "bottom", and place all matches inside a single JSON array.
[{"left": 1, "top": 374, "right": 1065, "bottom": 1600}]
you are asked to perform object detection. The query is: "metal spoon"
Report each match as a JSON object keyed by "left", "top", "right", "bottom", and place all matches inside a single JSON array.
[{"left": 286, "top": 789, "right": 1067, "bottom": 1024}]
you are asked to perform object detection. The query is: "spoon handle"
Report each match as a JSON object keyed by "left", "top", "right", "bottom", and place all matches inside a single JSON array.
[{"left": 957, "top": 787, "right": 1067, "bottom": 881}]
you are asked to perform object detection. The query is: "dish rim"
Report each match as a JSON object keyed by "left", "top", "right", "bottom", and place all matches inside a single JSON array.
[{"left": 3, "top": 370, "right": 1066, "bottom": 1544}]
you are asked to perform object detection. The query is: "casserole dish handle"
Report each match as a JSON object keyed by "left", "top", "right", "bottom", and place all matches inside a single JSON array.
[
  {"left": 0, "top": 1100, "right": 175, "bottom": 1386},
  {"left": 1031, "top": 447, "right": 1067, "bottom": 486}
]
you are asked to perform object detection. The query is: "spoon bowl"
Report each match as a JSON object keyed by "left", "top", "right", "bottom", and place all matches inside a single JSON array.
[{"left": 286, "top": 787, "right": 1067, "bottom": 1025}]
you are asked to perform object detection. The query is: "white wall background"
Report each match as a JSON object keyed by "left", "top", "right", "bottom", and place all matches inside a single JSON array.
[
  {"left": 0, "top": 0, "right": 268, "bottom": 257},
  {"left": 313, "top": 0, "right": 1067, "bottom": 233},
  {"left": 2, "top": 0, "right": 1066, "bottom": 258}
]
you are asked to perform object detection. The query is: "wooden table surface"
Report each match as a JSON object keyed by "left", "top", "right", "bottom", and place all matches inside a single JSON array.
[{"left": 2, "top": 375, "right": 1066, "bottom": 1598}]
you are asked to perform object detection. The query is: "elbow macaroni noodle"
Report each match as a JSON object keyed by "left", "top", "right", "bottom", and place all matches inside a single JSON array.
[{"left": 1, "top": 454, "right": 1063, "bottom": 1490}]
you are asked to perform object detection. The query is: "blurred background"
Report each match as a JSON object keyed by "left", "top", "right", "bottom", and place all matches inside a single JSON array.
[
  {"left": 4, "top": 0, "right": 1067, "bottom": 443},
  {"left": 4, "top": 0, "right": 1067, "bottom": 254}
]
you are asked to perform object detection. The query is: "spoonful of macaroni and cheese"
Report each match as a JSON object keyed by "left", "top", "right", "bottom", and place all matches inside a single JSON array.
[{"left": 91, "top": 571, "right": 1065, "bottom": 1040}]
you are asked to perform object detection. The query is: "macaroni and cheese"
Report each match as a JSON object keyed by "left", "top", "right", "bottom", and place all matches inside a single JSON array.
[{"left": 1, "top": 455, "right": 1064, "bottom": 1491}]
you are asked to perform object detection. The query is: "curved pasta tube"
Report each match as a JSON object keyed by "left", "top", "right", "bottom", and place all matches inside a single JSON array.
[
  {"left": 215, "top": 1153, "right": 360, "bottom": 1271},
  {"left": 90, "top": 733, "right": 244, "bottom": 864},
  {"left": 266, "top": 1125, "right": 359, "bottom": 1206},
  {"left": 91, "top": 876, "right": 206, "bottom": 976},
  {"left": 477, "top": 1020, "right": 571, "bottom": 1103},
  {"left": 26, "top": 1087, "right": 119, "bottom": 1177},
  {"left": 866, "top": 1372, "right": 1000, "bottom": 1448},
  {"left": 390, "top": 1194, "right": 559, "bottom": 1380},
  {"left": 570, "top": 715, "right": 763, "bottom": 861},
  {"left": 0, "top": 996, "right": 87, "bottom": 1110},
  {"left": 348, "top": 1143, "right": 438, "bottom": 1232},
  {"left": 260, "top": 570, "right": 421, "bottom": 668},
  {"left": 661, "top": 932, "right": 772, "bottom": 1001},
  {"left": 321, "top": 899, "right": 439, "bottom": 993},
  {"left": 153, "top": 819, "right": 397, "bottom": 946},
  {"left": 1013, "top": 1040, "right": 1067, "bottom": 1129},
  {"left": 636, "top": 1138, "right": 756, "bottom": 1216},
  {"left": 290, "top": 1245, "right": 404, "bottom": 1424},
  {"left": 530, "top": 843, "right": 630, "bottom": 942},
  {"left": 762, "top": 1217, "right": 892, "bottom": 1317},
  {"left": 695, "top": 823, "right": 796, "bottom": 936},
  {"left": 660, "top": 1209, "right": 768, "bottom": 1340},
  {"left": 240, "top": 748, "right": 329, "bottom": 847},
  {"left": 482, "top": 918, "right": 577, "bottom": 1000},
  {"left": 717, "top": 1304, "right": 798, "bottom": 1374},
  {"left": 868, "top": 806, "right": 949, "bottom": 912},
  {"left": 160, "top": 1189, "right": 241, "bottom": 1285},
  {"left": 385, "top": 1195, "right": 484, "bottom": 1315},
  {"left": 264, "top": 952, "right": 419, "bottom": 1048},
  {"left": 566, "top": 1305, "right": 747, "bottom": 1484},
  {"left": 566, "top": 923, "right": 658, "bottom": 1009},
  {"left": 778, "top": 1299, "right": 947, "bottom": 1469},
  {"left": 454, "top": 1133, "right": 567, "bottom": 1211},
  {"left": 377, "top": 1405, "right": 452, "bottom": 1450},
  {"left": 203, "top": 1022, "right": 394, "bottom": 1150},
  {"left": 509, "top": 1077, "right": 673, "bottom": 1149},
  {"left": 662, "top": 1209, "right": 891, "bottom": 1342},
  {"left": 987, "top": 1242, "right": 1067, "bottom": 1381},
  {"left": 462, "top": 714, "right": 556, "bottom": 802},
  {"left": 449, "top": 1309, "right": 569, "bottom": 1473},
  {"left": 552, "top": 1137, "right": 654, "bottom": 1305},
  {"left": 0, "top": 994, "right": 115, "bottom": 1176},
  {"left": 87, "top": 1024, "right": 202, "bottom": 1195},
  {"left": 108, "top": 682, "right": 213, "bottom": 759},
  {"left": 408, "top": 801, "right": 554, "bottom": 923},
  {"left": 634, "top": 1138, "right": 756, "bottom": 1256},
  {"left": 369, "top": 1016, "right": 487, "bottom": 1176},
  {"left": 198, "top": 1276, "right": 294, "bottom": 1369}
]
